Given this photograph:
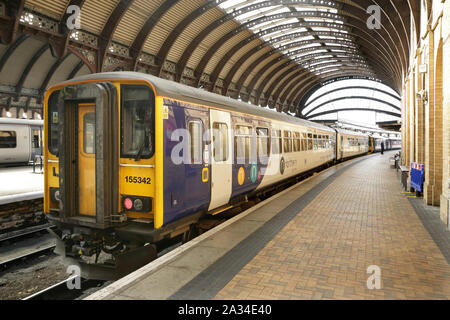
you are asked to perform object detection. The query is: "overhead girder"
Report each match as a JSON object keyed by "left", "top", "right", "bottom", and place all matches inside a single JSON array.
[
  {"left": 288, "top": 70, "right": 383, "bottom": 110},
  {"left": 304, "top": 86, "right": 401, "bottom": 109},
  {"left": 269, "top": 49, "right": 395, "bottom": 106},
  {"left": 273, "top": 67, "right": 378, "bottom": 109},
  {"left": 0, "top": 0, "right": 25, "bottom": 44},
  {"left": 339, "top": 1, "right": 408, "bottom": 78},
  {"left": 304, "top": 96, "right": 401, "bottom": 118},
  {"left": 292, "top": 74, "right": 391, "bottom": 112},
  {"left": 67, "top": 60, "right": 85, "bottom": 80},
  {"left": 230, "top": 44, "right": 362, "bottom": 98},
  {"left": 221, "top": 18, "right": 404, "bottom": 99},
  {"left": 272, "top": 64, "right": 381, "bottom": 110},
  {"left": 305, "top": 108, "right": 401, "bottom": 119},
  {"left": 97, "top": 0, "right": 134, "bottom": 72},
  {"left": 180, "top": 10, "right": 346, "bottom": 82},
  {"left": 38, "top": 52, "right": 71, "bottom": 102},
  {"left": 264, "top": 45, "right": 393, "bottom": 109},
  {"left": 208, "top": 29, "right": 359, "bottom": 90},
  {"left": 264, "top": 68, "right": 376, "bottom": 111},
  {"left": 164, "top": 0, "right": 338, "bottom": 80},
  {"left": 0, "top": 33, "right": 29, "bottom": 72},
  {"left": 166, "top": 1, "right": 408, "bottom": 98},
  {"left": 246, "top": 14, "right": 404, "bottom": 94},
  {"left": 15, "top": 43, "right": 50, "bottom": 100},
  {"left": 257, "top": 60, "right": 373, "bottom": 106},
  {"left": 247, "top": 42, "right": 394, "bottom": 107}
]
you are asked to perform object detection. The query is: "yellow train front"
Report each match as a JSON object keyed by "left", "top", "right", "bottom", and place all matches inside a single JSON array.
[{"left": 44, "top": 75, "right": 168, "bottom": 279}]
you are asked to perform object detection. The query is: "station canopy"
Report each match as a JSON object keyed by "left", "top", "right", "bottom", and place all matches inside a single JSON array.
[{"left": 0, "top": 0, "right": 413, "bottom": 116}]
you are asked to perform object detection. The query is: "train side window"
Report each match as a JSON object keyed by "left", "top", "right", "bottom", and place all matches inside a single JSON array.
[
  {"left": 283, "top": 131, "right": 292, "bottom": 153},
  {"left": 293, "top": 132, "right": 301, "bottom": 152},
  {"left": 32, "top": 129, "right": 41, "bottom": 148},
  {"left": 271, "top": 129, "right": 282, "bottom": 154},
  {"left": 256, "top": 127, "right": 269, "bottom": 159},
  {"left": 301, "top": 133, "right": 307, "bottom": 151},
  {"left": 307, "top": 133, "right": 313, "bottom": 150},
  {"left": 121, "top": 85, "right": 155, "bottom": 159},
  {"left": 47, "top": 90, "right": 60, "bottom": 155},
  {"left": 0, "top": 131, "right": 16, "bottom": 148},
  {"left": 213, "top": 122, "right": 228, "bottom": 162},
  {"left": 313, "top": 134, "right": 318, "bottom": 150},
  {"left": 235, "top": 125, "right": 252, "bottom": 164},
  {"left": 189, "top": 120, "right": 203, "bottom": 164}
]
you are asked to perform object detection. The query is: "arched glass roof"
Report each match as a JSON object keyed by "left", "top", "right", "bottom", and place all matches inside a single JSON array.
[{"left": 301, "top": 79, "right": 401, "bottom": 124}]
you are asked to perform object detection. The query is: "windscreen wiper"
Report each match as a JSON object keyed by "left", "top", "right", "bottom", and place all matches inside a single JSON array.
[{"left": 134, "top": 140, "right": 145, "bottom": 162}]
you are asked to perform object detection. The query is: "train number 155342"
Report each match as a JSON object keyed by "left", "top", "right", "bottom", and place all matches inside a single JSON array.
[{"left": 125, "top": 176, "right": 151, "bottom": 184}]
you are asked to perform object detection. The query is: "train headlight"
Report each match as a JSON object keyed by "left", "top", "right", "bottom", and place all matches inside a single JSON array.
[
  {"left": 50, "top": 188, "right": 61, "bottom": 202},
  {"left": 134, "top": 199, "right": 143, "bottom": 211}
]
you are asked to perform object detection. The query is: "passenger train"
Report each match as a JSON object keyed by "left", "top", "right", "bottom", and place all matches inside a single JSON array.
[
  {"left": 0, "top": 118, "right": 43, "bottom": 165},
  {"left": 43, "top": 72, "right": 399, "bottom": 279}
]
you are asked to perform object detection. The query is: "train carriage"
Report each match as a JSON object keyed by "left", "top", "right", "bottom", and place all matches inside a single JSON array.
[
  {"left": 44, "top": 72, "right": 373, "bottom": 279},
  {"left": 0, "top": 118, "right": 43, "bottom": 165}
]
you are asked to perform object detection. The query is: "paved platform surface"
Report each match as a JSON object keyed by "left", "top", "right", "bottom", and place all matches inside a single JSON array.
[
  {"left": 87, "top": 151, "right": 450, "bottom": 300},
  {"left": 0, "top": 166, "right": 43, "bottom": 203}
]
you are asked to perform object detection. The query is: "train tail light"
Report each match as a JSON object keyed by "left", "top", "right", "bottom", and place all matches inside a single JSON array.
[{"left": 122, "top": 195, "right": 152, "bottom": 212}]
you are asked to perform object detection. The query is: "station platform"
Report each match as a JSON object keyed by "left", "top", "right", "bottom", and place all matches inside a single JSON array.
[
  {"left": 0, "top": 166, "right": 43, "bottom": 205},
  {"left": 86, "top": 151, "right": 450, "bottom": 300}
]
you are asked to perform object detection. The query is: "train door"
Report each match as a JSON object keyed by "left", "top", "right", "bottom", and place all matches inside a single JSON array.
[
  {"left": 77, "top": 103, "right": 96, "bottom": 216},
  {"left": 209, "top": 109, "right": 232, "bottom": 210},
  {"left": 340, "top": 135, "right": 344, "bottom": 159},
  {"left": 30, "top": 126, "right": 43, "bottom": 161}
]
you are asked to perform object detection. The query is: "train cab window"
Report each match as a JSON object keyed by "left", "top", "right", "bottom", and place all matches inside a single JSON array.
[
  {"left": 47, "top": 90, "right": 60, "bottom": 155},
  {"left": 189, "top": 121, "right": 203, "bottom": 164},
  {"left": 213, "top": 122, "right": 228, "bottom": 162},
  {"left": 83, "top": 113, "right": 96, "bottom": 154},
  {"left": 283, "top": 131, "right": 292, "bottom": 153},
  {"left": 121, "top": 85, "right": 155, "bottom": 160},
  {"left": 0, "top": 131, "right": 16, "bottom": 148},
  {"left": 271, "top": 129, "right": 282, "bottom": 154},
  {"left": 256, "top": 127, "right": 269, "bottom": 159},
  {"left": 235, "top": 125, "right": 251, "bottom": 164},
  {"left": 293, "top": 132, "right": 301, "bottom": 152},
  {"left": 307, "top": 133, "right": 313, "bottom": 150}
]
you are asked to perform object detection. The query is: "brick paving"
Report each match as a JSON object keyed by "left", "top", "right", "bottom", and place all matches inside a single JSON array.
[{"left": 214, "top": 153, "right": 450, "bottom": 300}]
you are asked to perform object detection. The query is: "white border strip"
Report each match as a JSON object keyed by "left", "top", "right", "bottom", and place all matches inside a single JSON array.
[{"left": 0, "top": 191, "right": 43, "bottom": 205}]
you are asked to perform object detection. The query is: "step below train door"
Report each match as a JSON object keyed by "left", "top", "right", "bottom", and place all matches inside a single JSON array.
[{"left": 208, "top": 109, "right": 232, "bottom": 211}]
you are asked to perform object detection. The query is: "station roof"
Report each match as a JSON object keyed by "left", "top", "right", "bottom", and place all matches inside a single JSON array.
[{"left": 0, "top": 0, "right": 415, "bottom": 116}]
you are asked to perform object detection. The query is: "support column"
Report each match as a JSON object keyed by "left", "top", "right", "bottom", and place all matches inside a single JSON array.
[
  {"left": 440, "top": 23, "right": 450, "bottom": 227},
  {"left": 424, "top": 27, "right": 436, "bottom": 205}
]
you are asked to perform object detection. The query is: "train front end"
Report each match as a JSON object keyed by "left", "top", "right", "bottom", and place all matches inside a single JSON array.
[{"left": 44, "top": 79, "right": 163, "bottom": 280}]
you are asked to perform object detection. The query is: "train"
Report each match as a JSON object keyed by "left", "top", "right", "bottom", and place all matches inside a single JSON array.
[
  {"left": 0, "top": 118, "right": 43, "bottom": 165},
  {"left": 43, "top": 72, "right": 400, "bottom": 279}
]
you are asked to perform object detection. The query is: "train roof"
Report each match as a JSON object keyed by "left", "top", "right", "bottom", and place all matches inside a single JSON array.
[
  {"left": 335, "top": 128, "right": 369, "bottom": 137},
  {"left": 0, "top": 118, "right": 43, "bottom": 125},
  {"left": 59, "top": 71, "right": 335, "bottom": 133}
]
